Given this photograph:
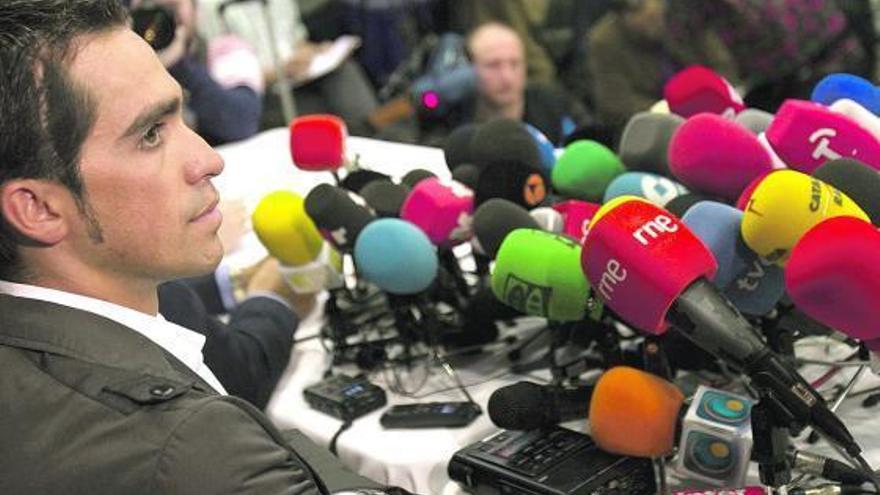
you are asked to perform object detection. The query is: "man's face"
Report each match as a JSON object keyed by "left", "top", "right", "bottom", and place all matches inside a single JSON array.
[
  {"left": 66, "top": 28, "right": 224, "bottom": 285},
  {"left": 472, "top": 31, "right": 527, "bottom": 108}
]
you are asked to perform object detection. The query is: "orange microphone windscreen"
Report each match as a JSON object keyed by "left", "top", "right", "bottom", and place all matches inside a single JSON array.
[{"left": 588, "top": 366, "right": 685, "bottom": 458}]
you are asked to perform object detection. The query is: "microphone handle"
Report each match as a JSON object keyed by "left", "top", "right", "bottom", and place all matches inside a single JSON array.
[{"left": 549, "top": 385, "right": 594, "bottom": 424}]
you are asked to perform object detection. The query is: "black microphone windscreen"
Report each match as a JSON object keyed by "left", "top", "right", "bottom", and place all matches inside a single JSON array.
[
  {"left": 304, "top": 184, "right": 375, "bottom": 251},
  {"left": 488, "top": 381, "right": 593, "bottom": 430},
  {"left": 618, "top": 112, "right": 683, "bottom": 176},
  {"left": 401, "top": 169, "right": 437, "bottom": 189},
  {"left": 474, "top": 161, "right": 547, "bottom": 209},
  {"left": 663, "top": 192, "right": 712, "bottom": 217},
  {"left": 813, "top": 158, "right": 880, "bottom": 226},
  {"left": 443, "top": 123, "right": 479, "bottom": 171},
  {"left": 470, "top": 118, "right": 542, "bottom": 174},
  {"left": 451, "top": 163, "right": 480, "bottom": 190},
  {"left": 472, "top": 198, "right": 540, "bottom": 258},
  {"left": 340, "top": 169, "right": 391, "bottom": 193},
  {"left": 359, "top": 180, "right": 410, "bottom": 218}
]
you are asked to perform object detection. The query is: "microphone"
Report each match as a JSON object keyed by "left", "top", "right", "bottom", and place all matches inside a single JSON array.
[
  {"left": 400, "top": 169, "right": 437, "bottom": 189},
  {"left": 668, "top": 113, "right": 773, "bottom": 201},
  {"left": 663, "top": 65, "right": 745, "bottom": 119},
  {"left": 811, "top": 73, "right": 880, "bottom": 115},
  {"left": 740, "top": 170, "right": 869, "bottom": 264},
  {"left": 471, "top": 198, "right": 539, "bottom": 259},
  {"left": 603, "top": 171, "right": 688, "bottom": 207},
  {"left": 289, "top": 114, "right": 348, "bottom": 172},
  {"left": 551, "top": 139, "right": 625, "bottom": 202},
  {"left": 359, "top": 180, "right": 410, "bottom": 218},
  {"left": 529, "top": 207, "right": 564, "bottom": 233},
  {"left": 491, "top": 229, "right": 591, "bottom": 321},
  {"left": 451, "top": 163, "right": 479, "bottom": 190},
  {"left": 664, "top": 192, "right": 714, "bottom": 217},
  {"left": 470, "top": 118, "right": 542, "bottom": 175},
  {"left": 765, "top": 99, "right": 880, "bottom": 174},
  {"left": 813, "top": 158, "right": 880, "bottom": 226},
  {"left": 551, "top": 199, "right": 600, "bottom": 243},
  {"left": 353, "top": 218, "right": 438, "bottom": 295},
  {"left": 582, "top": 198, "right": 860, "bottom": 456},
  {"left": 339, "top": 169, "right": 392, "bottom": 194},
  {"left": 443, "top": 123, "right": 478, "bottom": 171},
  {"left": 487, "top": 381, "right": 593, "bottom": 430},
  {"left": 474, "top": 159, "right": 548, "bottom": 209},
  {"left": 735, "top": 108, "right": 775, "bottom": 135},
  {"left": 618, "top": 112, "right": 684, "bottom": 176},
  {"left": 524, "top": 123, "right": 557, "bottom": 173},
  {"left": 786, "top": 216, "right": 880, "bottom": 350},
  {"left": 682, "top": 201, "right": 784, "bottom": 316},
  {"left": 251, "top": 190, "right": 343, "bottom": 293},
  {"left": 589, "top": 366, "right": 685, "bottom": 458},
  {"left": 400, "top": 177, "right": 474, "bottom": 248},
  {"left": 829, "top": 98, "right": 880, "bottom": 141},
  {"left": 304, "top": 184, "right": 376, "bottom": 252}
]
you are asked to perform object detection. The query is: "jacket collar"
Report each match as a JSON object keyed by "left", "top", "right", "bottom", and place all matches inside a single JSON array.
[{"left": 0, "top": 294, "right": 183, "bottom": 381}]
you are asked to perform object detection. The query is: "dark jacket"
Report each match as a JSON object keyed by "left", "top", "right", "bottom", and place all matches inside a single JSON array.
[
  {"left": 158, "top": 280, "right": 297, "bottom": 409},
  {"left": 0, "top": 294, "right": 377, "bottom": 494}
]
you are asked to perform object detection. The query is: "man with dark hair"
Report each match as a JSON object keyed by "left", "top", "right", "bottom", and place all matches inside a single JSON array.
[{"left": 0, "top": 1, "right": 389, "bottom": 493}]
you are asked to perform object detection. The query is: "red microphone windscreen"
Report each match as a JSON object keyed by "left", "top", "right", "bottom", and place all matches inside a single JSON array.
[
  {"left": 289, "top": 114, "right": 347, "bottom": 171},
  {"left": 552, "top": 199, "right": 600, "bottom": 243},
  {"left": 765, "top": 99, "right": 880, "bottom": 174},
  {"left": 664, "top": 65, "right": 745, "bottom": 119},
  {"left": 786, "top": 216, "right": 880, "bottom": 349},
  {"left": 581, "top": 199, "right": 717, "bottom": 334},
  {"left": 668, "top": 113, "right": 773, "bottom": 200},
  {"left": 589, "top": 366, "right": 685, "bottom": 457}
]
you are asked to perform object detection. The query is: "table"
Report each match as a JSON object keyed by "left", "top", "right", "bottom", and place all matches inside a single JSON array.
[{"left": 216, "top": 129, "right": 880, "bottom": 495}]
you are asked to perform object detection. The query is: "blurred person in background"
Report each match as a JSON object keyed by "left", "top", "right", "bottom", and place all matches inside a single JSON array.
[
  {"left": 453, "top": 21, "right": 586, "bottom": 145},
  {"left": 129, "top": 0, "right": 265, "bottom": 145},
  {"left": 668, "top": 0, "right": 874, "bottom": 111},
  {"left": 587, "top": 0, "right": 739, "bottom": 131},
  {"left": 197, "top": 0, "right": 379, "bottom": 133}
]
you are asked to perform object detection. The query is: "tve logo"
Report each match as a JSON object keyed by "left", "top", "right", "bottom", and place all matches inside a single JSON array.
[
  {"left": 596, "top": 259, "right": 627, "bottom": 302},
  {"left": 809, "top": 128, "right": 843, "bottom": 162},
  {"left": 633, "top": 214, "right": 679, "bottom": 246}
]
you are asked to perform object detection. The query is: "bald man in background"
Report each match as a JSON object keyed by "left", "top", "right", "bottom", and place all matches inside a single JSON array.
[{"left": 458, "top": 22, "right": 585, "bottom": 145}]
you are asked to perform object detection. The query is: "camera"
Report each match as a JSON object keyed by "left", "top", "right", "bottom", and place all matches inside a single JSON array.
[{"left": 131, "top": 2, "right": 177, "bottom": 51}]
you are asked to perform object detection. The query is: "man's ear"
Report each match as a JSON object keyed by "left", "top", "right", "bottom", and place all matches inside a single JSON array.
[{"left": 0, "top": 179, "right": 72, "bottom": 246}]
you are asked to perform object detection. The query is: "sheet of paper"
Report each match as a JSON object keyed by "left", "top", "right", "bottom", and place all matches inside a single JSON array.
[{"left": 293, "top": 35, "right": 361, "bottom": 87}]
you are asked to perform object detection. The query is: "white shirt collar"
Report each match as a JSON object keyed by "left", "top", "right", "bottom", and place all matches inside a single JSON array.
[{"left": 0, "top": 280, "right": 226, "bottom": 394}]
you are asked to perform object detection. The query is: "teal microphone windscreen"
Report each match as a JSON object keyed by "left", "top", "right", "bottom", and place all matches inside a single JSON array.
[
  {"left": 603, "top": 171, "right": 688, "bottom": 207},
  {"left": 354, "top": 218, "right": 438, "bottom": 295}
]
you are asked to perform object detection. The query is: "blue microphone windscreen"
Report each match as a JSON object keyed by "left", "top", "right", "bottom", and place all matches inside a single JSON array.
[
  {"left": 682, "top": 202, "right": 784, "bottom": 315},
  {"left": 681, "top": 201, "right": 747, "bottom": 289},
  {"left": 603, "top": 172, "right": 688, "bottom": 206},
  {"left": 811, "top": 73, "right": 880, "bottom": 115},
  {"left": 354, "top": 218, "right": 438, "bottom": 295},
  {"left": 525, "top": 123, "right": 557, "bottom": 173},
  {"left": 723, "top": 241, "right": 785, "bottom": 316}
]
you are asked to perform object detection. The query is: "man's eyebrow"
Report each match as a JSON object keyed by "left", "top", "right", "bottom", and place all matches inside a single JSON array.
[{"left": 120, "top": 97, "right": 181, "bottom": 140}]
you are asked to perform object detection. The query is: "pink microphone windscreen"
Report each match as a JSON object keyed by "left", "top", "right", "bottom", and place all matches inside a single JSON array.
[
  {"left": 664, "top": 65, "right": 745, "bottom": 119},
  {"left": 786, "top": 216, "right": 880, "bottom": 349},
  {"left": 400, "top": 177, "right": 474, "bottom": 247},
  {"left": 668, "top": 113, "right": 773, "bottom": 201},
  {"left": 581, "top": 199, "right": 717, "bottom": 334},
  {"left": 289, "top": 114, "right": 347, "bottom": 171},
  {"left": 552, "top": 199, "right": 601, "bottom": 242},
  {"left": 765, "top": 99, "right": 880, "bottom": 174}
]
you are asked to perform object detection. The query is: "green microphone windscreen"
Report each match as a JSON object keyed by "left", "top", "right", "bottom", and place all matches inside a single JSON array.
[
  {"left": 552, "top": 140, "right": 626, "bottom": 202},
  {"left": 491, "top": 228, "right": 591, "bottom": 321}
]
